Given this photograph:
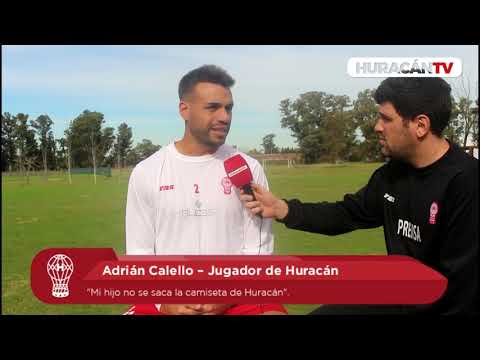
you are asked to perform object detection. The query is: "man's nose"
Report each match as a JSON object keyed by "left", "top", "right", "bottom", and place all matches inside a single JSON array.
[
  {"left": 374, "top": 118, "right": 383, "bottom": 133},
  {"left": 218, "top": 108, "right": 231, "bottom": 123}
]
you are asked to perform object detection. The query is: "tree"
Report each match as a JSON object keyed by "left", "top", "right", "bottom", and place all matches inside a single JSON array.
[
  {"left": 457, "top": 97, "right": 477, "bottom": 147},
  {"left": 444, "top": 96, "right": 463, "bottom": 144},
  {"left": 125, "top": 148, "right": 140, "bottom": 166},
  {"left": 299, "top": 131, "right": 323, "bottom": 164},
  {"left": 89, "top": 121, "right": 99, "bottom": 184},
  {"left": 261, "top": 134, "right": 279, "bottom": 154},
  {"left": 280, "top": 92, "right": 329, "bottom": 163},
  {"left": 280, "top": 92, "right": 328, "bottom": 144},
  {"left": 64, "top": 126, "right": 73, "bottom": 184},
  {"left": 471, "top": 99, "right": 479, "bottom": 147},
  {"left": 1, "top": 112, "right": 17, "bottom": 172},
  {"left": 127, "top": 139, "right": 161, "bottom": 166},
  {"left": 351, "top": 89, "right": 383, "bottom": 162},
  {"left": 280, "top": 92, "right": 356, "bottom": 163},
  {"left": 279, "top": 147, "right": 298, "bottom": 153},
  {"left": 31, "top": 114, "right": 54, "bottom": 177},
  {"left": 47, "top": 132, "right": 57, "bottom": 170},
  {"left": 114, "top": 123, "right": 133, "bottom": 168},
  {"left": 68, "top": 110, "right": 113, "bottom": 184},
  {"left": 99, "top": 127, "right": 115, "bottom": 167},
  {"left": 15, "top": 113, "right": 40, "bottom": 174},
  {"left": 69, "top": 110, "right": 101, "bottom": 168},
  {"left": 56, "top": 138, "right": 67, "bottom": 170},
  {"left": 20, "top": 156, "right": 40, "bottom": 185},
  {"left": 15, "top": 113, "right": 29, "bottom": 173},
  {"left": 318, "top": 95, "right": 355, "bottom": 163},
  {"left": 452, "top": 77, "right": 478, "bottom": 147}
]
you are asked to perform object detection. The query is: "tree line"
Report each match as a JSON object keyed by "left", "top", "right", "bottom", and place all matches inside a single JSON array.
[
  {"left": 3, "top": 87, "right": 478, "bottom": 173},
  {"left": 1, "top": 110, "right": 162, "bottom": 174},
  {"left": 254, "top": 88, "right": 478, "bottom": 164}
]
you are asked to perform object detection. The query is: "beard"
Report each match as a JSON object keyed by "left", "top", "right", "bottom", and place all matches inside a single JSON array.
[
  {"left": 383, "top": 141, "right": 415, "bottom": 163},
  {"left": 190, "top": 125, "right": 229, "bottom": 148}
]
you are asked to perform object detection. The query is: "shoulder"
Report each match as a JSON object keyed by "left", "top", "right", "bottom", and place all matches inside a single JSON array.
[
  {"left": 447, "top": 147, "right": 478, "bottom": 192},
  {"left": 431, "top": 143, "right": 478, "bottom": 190},
  {"left": 130, "top": 147, "right": 167, "bottom": 180},
  {"left": 448, "top": 143, "right": 478, "bottom": 174},
  {"left": 367, "top": 161, "right": 393, "bottom": 184}
]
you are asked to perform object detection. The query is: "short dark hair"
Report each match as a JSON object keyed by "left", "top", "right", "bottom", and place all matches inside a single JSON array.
[
  {"left": 373, "top": 77, "right": 452, "bottom": 136},
  {"left": 178, "top": 65, "right": 235, "bottom": 100}
]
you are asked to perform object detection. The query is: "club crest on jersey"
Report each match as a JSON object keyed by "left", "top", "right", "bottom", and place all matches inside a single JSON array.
[
  {"left": 221, "top": 177, "right": 233, "bottom": 195},
  {"left": 429, "top": 202, "right": 439, "bottom": 224}
]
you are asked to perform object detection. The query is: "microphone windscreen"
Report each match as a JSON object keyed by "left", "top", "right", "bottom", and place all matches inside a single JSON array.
[{"left": 223, "top": 154, "right": 253, "bottom": 188}]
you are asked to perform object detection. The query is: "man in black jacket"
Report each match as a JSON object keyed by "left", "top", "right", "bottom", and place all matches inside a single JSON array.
[{"left": 241, "top": 77, "right": 478, "bottom": 315}]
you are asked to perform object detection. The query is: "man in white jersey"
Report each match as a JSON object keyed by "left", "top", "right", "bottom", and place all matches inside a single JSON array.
[{"left": 124, "top": 65, "right": 287, "bottom": 315}]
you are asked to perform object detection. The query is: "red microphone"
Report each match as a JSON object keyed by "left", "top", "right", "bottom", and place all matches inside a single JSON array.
[{"left": 224, "top": 154, "right": 256, "bottom": 199}]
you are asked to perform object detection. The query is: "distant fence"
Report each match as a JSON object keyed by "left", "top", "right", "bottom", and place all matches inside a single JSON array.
[
  {"left": 2, "top": 167, "right": 112, "bottom": 178},
  {"left": 2, "top": 170, "right": 67, "bottom": 177},
  {"left": 71, "top": 167, "right": 112, "bottom": 177},
  {"left": 248, "top": 153, "right": 302, "bottom": 168}
]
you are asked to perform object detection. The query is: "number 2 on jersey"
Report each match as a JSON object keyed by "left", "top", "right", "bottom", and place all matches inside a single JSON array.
[{"left": 194, "top": 184, "right": 199, "bottom": 194}]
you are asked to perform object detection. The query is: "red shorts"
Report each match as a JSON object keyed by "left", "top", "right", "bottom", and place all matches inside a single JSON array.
[{"left": 124, "top": 304, "right": 288, "bottom": 315}]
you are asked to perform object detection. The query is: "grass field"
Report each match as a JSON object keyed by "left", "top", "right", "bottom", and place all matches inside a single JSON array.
[{"left": 2, "top": 163, "right": 386, "bottom": 315}]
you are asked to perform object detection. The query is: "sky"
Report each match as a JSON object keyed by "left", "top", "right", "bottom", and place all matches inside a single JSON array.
[{"left": 2, "top": 45, "right": 478, "bottom": 152}]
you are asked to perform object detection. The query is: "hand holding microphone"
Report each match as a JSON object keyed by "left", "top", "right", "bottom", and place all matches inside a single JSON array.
[{"left": 224, "top": 154, "right": 289, "bottom": 219}]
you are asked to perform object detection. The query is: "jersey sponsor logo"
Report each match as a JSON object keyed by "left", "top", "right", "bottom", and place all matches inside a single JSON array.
[
  {"left": 221, "top": 177, "right": 233, "bottom": 195},
  {"left": 397, "top": 219, "right": 422, "bottom": 243},
  {"left": 384, "top": 193, "right": 395, "bottom": 203},
  {"left": 179, "top": 199, "right": 217, "bottom": 217},
  {"left": 179, "top": 208, "right": 217, "bottom": 217},
  {"left": 159, "top": 185, "right": 175, "bottom": 191},
  {"left": 429, "top": 202, "right": 439, "bottom": 225}
]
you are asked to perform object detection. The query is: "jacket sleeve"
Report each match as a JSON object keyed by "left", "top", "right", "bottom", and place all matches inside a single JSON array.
[
  {"left": 278, "top": 169, "right": 384, "bottom": 235},
  {"left": 241, "top": 160, "right": 274, "bottom": 255},
  {"left": 125, "top": 165, "right": 156, "bottom": 255},
  {"left": 430, "top": 164, "right": 479, "bottom": 314}
]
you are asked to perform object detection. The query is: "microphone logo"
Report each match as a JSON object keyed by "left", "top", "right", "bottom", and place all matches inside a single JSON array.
[{"left": 226, "top": 165, "right": 248, "bottom": 178}]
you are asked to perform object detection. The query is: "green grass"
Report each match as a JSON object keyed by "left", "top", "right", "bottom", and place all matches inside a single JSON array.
[
  {"left": 2, "top": 164, "right": 386, "bottom": 315},
  {"left": 265, "top": 163, "right": 387, "bottom": 314},
  {"left": 2, "top": 171, "right": 130, "bottom": 315}
]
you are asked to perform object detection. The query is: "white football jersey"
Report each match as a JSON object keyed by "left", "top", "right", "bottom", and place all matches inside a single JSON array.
[{"left": 126, "top": 142, "right": 273, "bottom": 255}]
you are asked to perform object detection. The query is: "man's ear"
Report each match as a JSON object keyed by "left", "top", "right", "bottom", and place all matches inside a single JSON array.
[
  {"left": 179, "top": 100, "right": 189, "bottom": 121},
  {"left": 414, "top": 114, "right": 431, "bottom": 138}
]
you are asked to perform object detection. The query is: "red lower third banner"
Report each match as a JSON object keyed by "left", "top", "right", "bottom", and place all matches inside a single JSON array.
[{"left": 31, "top": 248, "right": 447, "bottom": 305}]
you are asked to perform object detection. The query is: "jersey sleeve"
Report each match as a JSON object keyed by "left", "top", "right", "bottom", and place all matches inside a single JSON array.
[
  {"left": 432, "top": 164, "right": 479, "bottom": 314},
  {"left": 279, "top": 168, "right": 384, "bottom": 235},
  {"left": 125, "top": 164, "right": 157, "bottom": 255},
  {"left": 241, "top": 159, "right": 274, "bottom": 255}
]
